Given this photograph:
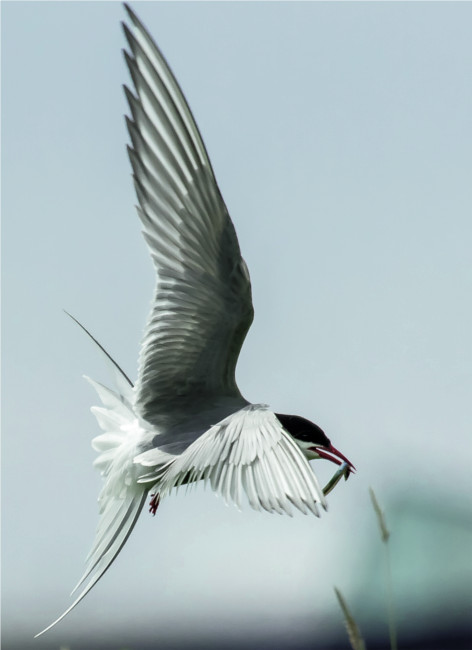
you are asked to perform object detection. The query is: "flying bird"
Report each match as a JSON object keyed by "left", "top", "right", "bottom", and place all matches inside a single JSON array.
[{"left": 37, "top": 3, "right": 355, "bottom": 636}]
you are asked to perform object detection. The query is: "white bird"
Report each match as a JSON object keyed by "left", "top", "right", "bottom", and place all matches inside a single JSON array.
[{"left": 37, "top": 3, "right": 355, "bottom": 637}]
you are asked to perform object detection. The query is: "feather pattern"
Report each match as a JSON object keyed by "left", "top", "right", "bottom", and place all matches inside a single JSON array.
[
  {"left": 135, "top": 405, "right": 327, "bottom": 516},
  {"left": 123, "top": 5, "right": 254, "bottom": 426},
  {"left": 36, "top": 5, "right": 353, "bottom": 638},
  {"left": 35, "top": 374, "right": 149, "bottom": 637}
]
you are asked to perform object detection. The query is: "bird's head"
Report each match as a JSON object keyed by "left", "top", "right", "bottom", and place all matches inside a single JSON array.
[{"left": 275, "top": 413, "right": 355, "bottom": 475}]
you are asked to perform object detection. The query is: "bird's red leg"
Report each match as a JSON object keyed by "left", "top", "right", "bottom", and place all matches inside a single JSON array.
[{"left": 149, "top": 493, "right": 160, "bottom": 516}]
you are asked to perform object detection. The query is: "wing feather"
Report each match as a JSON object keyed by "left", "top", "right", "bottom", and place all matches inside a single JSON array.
[
  {"left": 123, "top": 5, "right": 253, "bottom": 426},
  {"left": 136, "top": 406, "right": 327, "bottom": 516}
]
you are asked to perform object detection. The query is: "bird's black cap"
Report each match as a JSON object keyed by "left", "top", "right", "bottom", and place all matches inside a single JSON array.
[{"left": 275, "top": 413, "right": 330, "bottom": 447}]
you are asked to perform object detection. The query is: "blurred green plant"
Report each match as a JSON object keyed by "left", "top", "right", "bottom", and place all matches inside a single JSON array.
[
  {"left": 369, "top": 487, "right": 397, "bottom": 650},
  {"left": 334, "top": 488, "right": 398, "bottom": 650},
  {"left": 334, "top": 587, "right": 366, "bottom": 650}
]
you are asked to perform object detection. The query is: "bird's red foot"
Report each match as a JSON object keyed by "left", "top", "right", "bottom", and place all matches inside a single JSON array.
[{"left": 149, "top": 493, "right": 160, "bottom": 516}]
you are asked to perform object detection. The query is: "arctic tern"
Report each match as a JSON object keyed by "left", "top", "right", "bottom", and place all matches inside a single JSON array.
[{"left": 36, "top": 3, "right": 355, "bottom": 636}]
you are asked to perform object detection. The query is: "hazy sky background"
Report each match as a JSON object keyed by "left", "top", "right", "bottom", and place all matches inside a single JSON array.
[{"left": 2, "top": 2, "right": 472, "bottom": 649}]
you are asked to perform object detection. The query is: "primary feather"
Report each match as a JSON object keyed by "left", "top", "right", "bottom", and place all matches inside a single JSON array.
[{"left": 122, "top": 5, "right": 254, "bottom": 427}]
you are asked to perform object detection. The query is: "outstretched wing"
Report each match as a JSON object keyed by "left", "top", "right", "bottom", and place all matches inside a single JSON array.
[
  {"left": 135, "top": 405, "right": 328, "bottom": 516},
  {"left": 123, "top": 5, "right": 254, "bottom": 426}
]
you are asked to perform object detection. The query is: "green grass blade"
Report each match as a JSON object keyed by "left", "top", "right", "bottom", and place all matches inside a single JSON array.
[
  {"left": 369, "top": 487, "right": 390, "bottom": 542},
  {"left": 334, "top": 587, "right": 366, "bottom": 650},
  {"left": 369, "top": 488, "right": 398, "bottom": 650}
]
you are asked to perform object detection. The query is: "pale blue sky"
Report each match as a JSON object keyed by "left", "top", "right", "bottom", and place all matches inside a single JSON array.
[{"left": 2, "top": 2, "right": 472, "bottom": 648}]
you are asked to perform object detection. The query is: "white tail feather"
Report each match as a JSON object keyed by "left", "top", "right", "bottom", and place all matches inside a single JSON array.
[{"left": 35, "top": 377, "right": 148, "bottom": 638}]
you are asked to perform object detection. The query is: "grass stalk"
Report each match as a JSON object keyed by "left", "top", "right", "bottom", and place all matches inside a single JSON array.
[
  {"left": 334, "top": 587, "right": 366, "bottom": 650},
  {"left": 369, "top": 487, "right": 398, "bottom": 650}
]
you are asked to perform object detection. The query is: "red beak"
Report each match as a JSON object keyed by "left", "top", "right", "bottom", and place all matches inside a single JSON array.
[{"left": 312, "top": 443, "right": 356, "bottom": 474}]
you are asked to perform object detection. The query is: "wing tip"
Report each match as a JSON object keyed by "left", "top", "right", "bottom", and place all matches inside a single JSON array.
[
  {"left": 123, "top": 2, "right": 137, "bottom": 25},
  {"left": 123, "top": 2, "right": 161, "bottom": 60},
  {"left": 122, "top": 44, "right": 134, "bottom": 70}
]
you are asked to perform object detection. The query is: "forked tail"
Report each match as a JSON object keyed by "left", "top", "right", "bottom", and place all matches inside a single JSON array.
[{"left": 35, "top": 315, "right": 148, "bottom": 637}]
